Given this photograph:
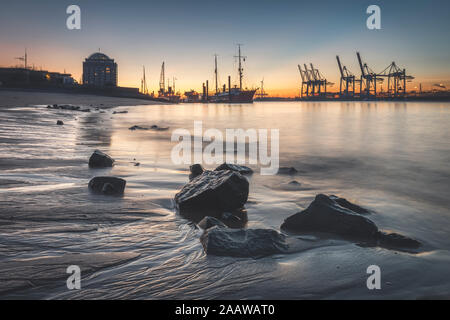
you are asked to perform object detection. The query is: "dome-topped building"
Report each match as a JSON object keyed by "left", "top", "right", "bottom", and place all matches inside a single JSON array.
[{"left": 82, "top": 52, "right": 117, "bottom": 87}]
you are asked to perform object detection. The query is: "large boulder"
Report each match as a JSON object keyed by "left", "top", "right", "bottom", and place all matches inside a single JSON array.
[
  {"left": 281, "top": 194, "right": 378, "bottom": 240},
  {"left": 174, "top": 170, "right": 249, "bottom": 219},
  {"left": 200, "top": 226, "right": 288, "bottom": 257},
  {"left": 215, "top": 163, "right": 253, "bottom": 175},
  {"left": 88, "top": 176, "right": 126, "bottom": 195},
  {"left": 281, "top": 194, "right": 421, "bottom": 250},
  {"left": 88, "top": 150, "right": 114, "bottom": 168}
]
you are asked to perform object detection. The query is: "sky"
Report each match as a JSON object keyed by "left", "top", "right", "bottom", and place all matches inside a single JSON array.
[{"left": 1, "top": 0, "right": 449, "bottom": 96}]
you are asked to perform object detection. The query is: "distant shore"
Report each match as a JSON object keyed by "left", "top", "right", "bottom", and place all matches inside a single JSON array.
[{"left": 0, "top": 88, "right": 166, "bottom": 109}]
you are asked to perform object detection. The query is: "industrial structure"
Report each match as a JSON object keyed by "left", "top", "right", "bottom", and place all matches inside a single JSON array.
[
  {"left": 376, "top": 61, "right": 414, "bottom": 97},
  {"left": 140, "top": 66, "right": 149, "bottom": 95},
  {"left": 256, "top": 78, "right": 268, "bottom": 99},
  {"left": 298, "top": 63, "right": 333, "bottom": 98},
  {"left": 356, "top": 52, "right": 383, "bottom": 98},
  {"left": 158, "top": 62, "right": 180, "bottom": 102},
  {"left": 336, "top": 55, "right": 357, "bottom": 97},
  {"left": 82, "top": 52, "right": 117, "bottom": 87},
  {"left": 299, "top": 51, "right": 414, "bottom": 100}
]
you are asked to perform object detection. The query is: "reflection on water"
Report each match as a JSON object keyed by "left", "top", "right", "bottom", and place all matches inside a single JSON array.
[{"left": 0, "top": 101, "right": 449, "bottom": 299}]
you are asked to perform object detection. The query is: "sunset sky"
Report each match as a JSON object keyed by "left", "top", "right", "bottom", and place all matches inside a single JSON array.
[{"left": 1, "top": 0, "right": 449, "bottom": 96}]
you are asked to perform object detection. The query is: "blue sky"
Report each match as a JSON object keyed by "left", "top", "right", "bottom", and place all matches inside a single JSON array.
[{"left": 1, "top": 0, "right": 449, "bottom": 95}]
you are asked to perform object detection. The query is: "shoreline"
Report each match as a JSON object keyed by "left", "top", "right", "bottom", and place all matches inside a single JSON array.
[{"left": 0, "top": 89, "right": 168, "bottom": 109}]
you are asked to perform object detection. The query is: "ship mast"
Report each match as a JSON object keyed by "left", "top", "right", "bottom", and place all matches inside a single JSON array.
[
  {"left": 15, "top": 48, "right": 28, "bottom": 69},
  {"left": 214, "top": 54, "right": 218, "bottom": 94},
  {"left": 159, "top": 62, "right": 165, "bottom": 94},
  {"left": 234, "top": 44, "right": 246, "bottom": 90}
]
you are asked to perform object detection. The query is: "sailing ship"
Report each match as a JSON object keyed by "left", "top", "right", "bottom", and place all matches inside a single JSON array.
[{"left": 210, "top": 45, "right": 256, "bottom": 103}]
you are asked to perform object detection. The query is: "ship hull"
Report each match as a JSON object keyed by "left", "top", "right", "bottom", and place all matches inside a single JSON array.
[{"left": 211, "top": 89, "right": 256, "bottom": 103}]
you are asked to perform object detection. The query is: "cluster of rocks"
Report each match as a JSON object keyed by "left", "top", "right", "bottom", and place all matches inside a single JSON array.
[
  {"left": 84, "top": 152, "right": 422, "bottom": 255},
  {"left": 173, "top": 164, "right": 421, "bottom": 257},
  {"left": 281, "top": 194, "right": 421, "bottom": 249},
  {"left": 47, "top": 104, "right": 90, "bottom": 112},
  {"left": 87, "top": 150, "right": 126, "bottom": 196},
  {"left": 175, "top": 163, "right": 292, "bottom": 257}
]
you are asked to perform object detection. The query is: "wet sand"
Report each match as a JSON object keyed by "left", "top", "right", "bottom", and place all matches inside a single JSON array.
[
  {"left": 0, "top": 89, "right": 163, "bottom": 109},
  {"left": 0, "top": 98, "right": 449, "bottom": 299}
]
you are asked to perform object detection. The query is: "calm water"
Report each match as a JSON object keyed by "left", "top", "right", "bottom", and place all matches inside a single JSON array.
[{"left": 0, "top": 101, "right": 449, "bottom": 299}]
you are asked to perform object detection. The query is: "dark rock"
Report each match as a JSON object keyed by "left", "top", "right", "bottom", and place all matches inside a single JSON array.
[
  {"left": 128, "top": 124, "right": 168, "bottom": 131},
  {"left": 80, "top": 108, "right": 91, "bottom": 112},
  {"left": 56, "top": 120, "right": 64, "bottom": 125},
  {"left": 174, "top": 170, "right": 249, "bottom": 219},
  {"left": 113, "top": 110, "right": 128, "bottom": 114},
  {"left": 151, "top": 125, "right": 169, "bottom": 131},
  {"left": 198, "top": 216, "right": 227, "bottom": 230},
  {"left": 377, "top": 231, "right": 421, "bottom": 249},
  {"left": 281, "top": 194, "right": 378, "bottom": 240},
  {"left": 189, "top": 164, "right": 204, "bottom": 180},
  {"left": 220, "top": 210, "right": 248, "bottom": 228},
  {"left": 134, "top": 162, "right": 140, "bottom": 166},
  {"left": 200, "top": 226, "right": 288, "bottom": 257},
  {"left": 330, "top": 195, "right": 370, "bottom": 214},
  {"left": 51, "top": 104, "right": 81, "bottom": 111},
  {"left": 129, "top": 125, "right": 148, "bottom": 131},
  {"left": 215, "top": 163, "right": 253, "bottom": 175},
  {"left": 88, "top": 176, "right": 126, "bottom": 195},
  {"left": 88, "top": 150, "right": 114, "bottom": 168},
  {"left": 281, "top": 194, "right": 421, "bottom": 250},
  {"left": 277, "top": 167, "right": 298, "bottom": 175}
]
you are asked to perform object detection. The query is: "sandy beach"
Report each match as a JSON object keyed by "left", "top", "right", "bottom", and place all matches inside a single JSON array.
[{"left": 0, "top": 89, "right": 163, "bottom": 109}]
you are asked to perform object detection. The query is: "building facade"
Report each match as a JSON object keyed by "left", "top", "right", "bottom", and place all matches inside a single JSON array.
[
  {"left": 82, "top": 52, "right": 117, "bottom": 87},
  {"left": 0, "top": 67, "right": 76, "bottom": 87}
]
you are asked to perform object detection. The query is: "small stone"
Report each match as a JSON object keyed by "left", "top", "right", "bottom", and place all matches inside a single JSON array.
[
  {"left": 88, "top": 176, "right": 126, "bottom": 195},
  {"left": 277, "top": 167, "right": 298, "bottom": 175},
  {"left": 88, "top": 150, "right": 114, "bottom": 168}
]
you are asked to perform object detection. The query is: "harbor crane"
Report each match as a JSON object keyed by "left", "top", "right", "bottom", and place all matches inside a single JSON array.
[
  {"left": 336, "top": 55, "right": 357, "bottom": 97},
  {"left": 257, "top": 78, "right": 268, "bottom": 99},
  {"left": 356, "top": 52, "right": 383, "bottom": 98},
  {"left": 298, "top": 64, "right": 310, "bottom": 98},
  {"left": 298, "top": 63, "right": 333, "bottom": 97},
  {"left": 377, "top": 61, "right": 414, "bottom": 97}
]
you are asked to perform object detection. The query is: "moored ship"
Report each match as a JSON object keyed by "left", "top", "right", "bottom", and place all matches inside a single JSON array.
[{"left": 210, "top": 45, "right": 256, "bottom": 103}]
